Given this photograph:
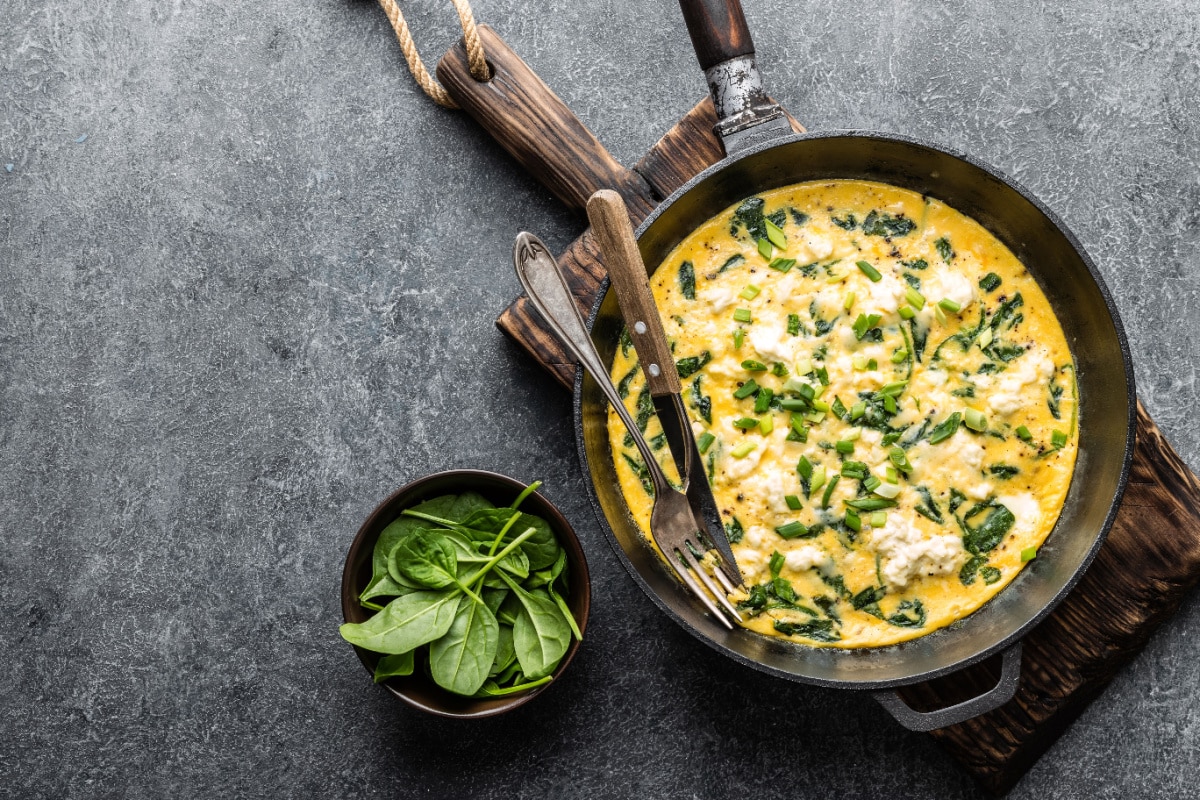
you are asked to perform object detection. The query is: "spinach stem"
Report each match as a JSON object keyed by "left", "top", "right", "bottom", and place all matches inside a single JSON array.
[
  {"left": 481, "top": 676, "right": 553, "bottom": 696},
  {"left": 509, "top": 481, "right": 542, "bottom": 511},
  {"left": 460, "top": 527, "right": 538, "bottom": 587}
]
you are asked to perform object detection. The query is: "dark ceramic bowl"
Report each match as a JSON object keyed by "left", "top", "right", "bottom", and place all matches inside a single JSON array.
[{"left": 340, "top": 470, "right": 591, "bottom": 718}]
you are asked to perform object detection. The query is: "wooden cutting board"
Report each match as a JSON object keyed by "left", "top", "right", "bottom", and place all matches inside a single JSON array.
[{"left": 439, "top": 27, "right": 1200, "bottom": 795}]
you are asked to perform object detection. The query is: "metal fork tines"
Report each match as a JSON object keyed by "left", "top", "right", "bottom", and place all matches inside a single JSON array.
[{"left": 512, "top": 231, "right": 743, "bottom": 629}]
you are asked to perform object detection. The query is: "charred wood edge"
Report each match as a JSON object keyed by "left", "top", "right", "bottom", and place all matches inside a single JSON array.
[{"left": 439, "top": 27, "right": 1200, "bottom": 792}]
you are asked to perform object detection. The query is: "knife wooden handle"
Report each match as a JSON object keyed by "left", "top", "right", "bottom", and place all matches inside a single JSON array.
[
  {"left": 586, "top": 190, "right": 681, "bottom": 397},
  {"left": 678, "top": 0, "right": 756, "bottom": 71}
]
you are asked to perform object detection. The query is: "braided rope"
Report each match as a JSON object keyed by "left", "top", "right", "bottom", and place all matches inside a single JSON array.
[{"left": 377, "top": 0, "right": 490, "bottom": 109}]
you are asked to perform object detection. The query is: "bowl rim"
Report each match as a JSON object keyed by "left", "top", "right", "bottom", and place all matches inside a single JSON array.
[{"left": 340, "top": 468, "right": 591, "bottom": 718}]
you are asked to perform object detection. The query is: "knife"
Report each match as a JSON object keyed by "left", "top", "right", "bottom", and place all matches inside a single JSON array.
[{"left": 586, "top": 189, "right": 743, "bottom": 587}]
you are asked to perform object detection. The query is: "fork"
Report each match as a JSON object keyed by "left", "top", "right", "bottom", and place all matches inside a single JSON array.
[{"left": 512, "top": 231, "right": 743, "bottom": 629}]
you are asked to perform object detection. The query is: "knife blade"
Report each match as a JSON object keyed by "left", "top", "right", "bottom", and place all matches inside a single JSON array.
[{"left": 586, "top": 189, "right": 743, "bottom": 587}]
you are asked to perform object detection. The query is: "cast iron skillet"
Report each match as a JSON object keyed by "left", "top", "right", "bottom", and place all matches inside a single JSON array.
[{"left": 575, "top": 0, "right": 1135, "bottom": 731}]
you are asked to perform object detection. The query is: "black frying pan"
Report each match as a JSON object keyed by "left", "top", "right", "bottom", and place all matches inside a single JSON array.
[{"left": 575, "top": 0, "right": 1135, "bottom": 731}]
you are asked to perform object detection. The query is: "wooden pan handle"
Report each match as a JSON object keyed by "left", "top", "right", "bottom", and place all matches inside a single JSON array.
[
  {"left": 438, "top": 26, "right": 653, "bottom": 217},
  {"left": 586, "top": 190, "right": 681, "bottom": 397},
  {"left": 678, "top": 0, "right": 756, "bottom": 71}
]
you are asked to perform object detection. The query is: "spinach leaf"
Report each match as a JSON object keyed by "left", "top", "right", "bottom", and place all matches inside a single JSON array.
[
  {"left": 678, "top": 260, "right": 696, "bottom": 300},
  {"left": 373, "top": 651, "right": 415, "bottom": 683},
  {"left": 988, "top": 293, "right": 1024, "bottom": 330},
  {"left": 908, "top": 317, "right": 928, "bottom": 362},
  {"left": 730, "top": 197, "right": 768, "bottom": 240},
  {"left": 717, "top": 253, "right": 744, "bottom": 274},
  {"left": 1048, "top": 374, "right": 1064, "bottom": 420},
  {"left": 831, "top": 213, "right": 857, "bottom": 231},
  {"left": 949, "top": 488, "right": 968, "bottom": 514},
  {"left": 490, "top": 625, "right": 517, "bottom": 677},
  {"left": 430, "top": 594, "right": 500, "bottom": 696},
  {"left": 676, "top": 351, "right": 711, "bottom": 379},
  {"left": 389, "top": 529, "right": 459, "bottom": 590},
  {"left": 690, "top": 376, "right": 712, "bottom": 424},
  {"left": 339, "top": 590, "right": 459, "bottom": 654},
  {"left": 622, "top": 452, "right": 654, "bottom": 496},
  {"left": 913, "top": 486, "right": 945, "bottom": 524},
  {"left": 961, "top": 501, "right": 1015, "bottom": 555},
  {"left": 359, "top": 572, "right": 419, "bottom": 607},
  {"left": 935, "top": 236, "right": 954, "bottom": 262},
  {"left": 725, "top": 516, "right": 744, "bottom": 544},
  {"left": 886, "top": 599, "right": 926, "bottom": 628},
  {"left": 616, "top": 364, "right": 640, "bottom": 400},
  {"left": 508, "top": 579, "right": 572, "bottom": 680},
  {"left": 959, "top": 554, "right": 985, "bottom": 585},
  {"left": 989, "top": 464, "right": 1019, "bottom": 479},
  {"left": 861, "top": 210, "right": 916, "bottom": 238},
  {"left": 773, "top": 618, "right": 840, "bottom": 642},
  {"left": 902, "top": 258, "right": 928, "bottom": 270},
  {"left": 980, "top": 566, "right": 1002, "bottom": 584},
  {"left": 979, "top": 272, "right": 1002, "bottom": 292}
]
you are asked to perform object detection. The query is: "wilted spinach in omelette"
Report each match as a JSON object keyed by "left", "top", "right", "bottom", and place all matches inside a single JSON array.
[{"left": 608, "top": 180, "right": 1078, "bottom": 648}]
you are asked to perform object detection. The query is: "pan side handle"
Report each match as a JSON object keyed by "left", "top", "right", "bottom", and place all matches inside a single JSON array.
[
  {"left": 873, "top": 643, "right": 1024, "bottom": 732},
  {"left": 437, "top": 26, "right": 656, "bottom": 220},
  {"left": 676, "top": 0, "right": 793, "bottom": 153}
]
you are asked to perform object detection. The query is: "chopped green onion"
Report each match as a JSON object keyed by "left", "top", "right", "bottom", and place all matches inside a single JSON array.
[
  {"left": 731, "top": 441, "right": 757, "bottom": 458},
  {"left": 852, "top": 355, "right": 869, "bottom": 371},
  {"left": 964, "top": 408, "right": 988, "bottom": 432},
  {"left": 938, "top": 298, "right": 962, "bottom": 313},
  {"left": 844, "top": 510, "right": 862, "bottom": 532},
  {"left": 733, "top": 308, "right": 752, "bottom": 323},
  {"left": 733, "top": 379, "right": 759, "bottom": 399},
  {"left": 850, "top": 401, "right": 866, "bottom": 421},
  {"left": 742, "top": 359, "right": 767, "bottom": 372},
  {"left": 782, "top": 377, "right": 808, "bottom": 394},
  {"left": 759, "top": 416, "right": 775, "bottom": 435},
  {"left": 844, "top": 497, "right": 897, "bottom": 511},
  {"left": 852, "top": 312, "right": 882, "bottom": 340},
  {"left": 863, "top": 475, "right": 882, "bottom": 492},
  {"left": 1051, "top": 429, "right": 1068, "bottom": 448},
  {"left": 804, "top": 410, "right": 826, "bottom": 424},
  {"left": 870, "top": 512, "right": 888, "bottom": 528},
  {"left": 905, "top": 286, "right": 926, "bottom": 309},
  {"left": 697, "top": 432, "right": 715, "bottom": 454},
  {"left": 856, "top": 260, "right": 883, "bottom": 282},
  {"left": 769, "top": 257, "right": 797, "bottom": 273},
  {"left": 740, "top": 284, "right": 761, "bottom": 300},
  {"left": 785, "top": 494, "right": 803, "bottom": 511},
  {"left": 830, "top": 396, "right": 848, "bottom": 419},
  {"left": 928, "top": 412, "right": 962, "bottom": 445},
  {"left": 841, "top": 461, "right": 868, "bottom": 480},
  {"left": 842, "top": 428, "right": 861, "bottom": 442},
  {"left": 786, "top": 313, "right": 801, "bottom": 335},
  {"left": 879, "top": 380, "right": 909, "bottom": 397},
  {"left": 844, "top": 291, "right": 857, "bottom": 311},
  {"left": 1021, "top": 546, "right": 1038, "bottom": 562},
  {"left": 835, "top": 439, "right": 855, "bottom": 455},
  {"left": 899, "top": 305, "right": 916, "bottom": 320},
  {"left": 757, "top": 238, "right": 773, "bottom": 259},
  {"left": 753, "top": 386, "right": 772, "bottom": 412},
  {"left": 812, "top": 398, "right": 830, "bottom": 412},
  {"left": 733, "top": 417, "right": 759, "bottom": 431},
  {"left": 797, "top": 455, "right": 814, "bottom": 480},
  {"left": 883, "top": 394, "right": 897, "bottom": 414},
  {"left": 826, "top": 271, "right": 846, "bottom": 284},
  {"left": 733, "top": 328, "right": 744, "bottom": 349},
  {"left": 868, "top": 358, "right": 878, "bottom": 370},
  {"left": 935, "top": 305, "right": 948, "bottom": 325},
  {"left": 779, "top": 398, "right": 809, "bottom": 412},
  {"left": 890, "top": 348, "right": 909, "bottom": 364},
  {"left": 815, "top": 367, "right": 830, "bottom": 386},
  {"left": 885, "top": 466, "right": 898, "bottom": 484},
  {"left": 872, "top": 481, "right": 901, "bottom": 499},
  {"left": 978, "top": 328, "right": 994, "bottom": 349},
  {"left": 775, "top": 521, "right": 809, "bottom": 539},
  {"left": 821, "top": 474, "right": 840, "bottom": 508},
  {"left": 1016, "top": 425, "right": 1033, "bottom": 441},
  {"left": 764, "top": 218, "right": 787, "bottom": 249},
  {"left": 889, "top": 446, "right": 913, "bottom": 475},
  {"left": 811, "top": 462, "right": 830, "bottom": 494},
  {"left": 789, "top": 416, "right": 809, "bottom": 442},
  {"left": 794, "top": 357, "right": 813, "bottom": 375}
]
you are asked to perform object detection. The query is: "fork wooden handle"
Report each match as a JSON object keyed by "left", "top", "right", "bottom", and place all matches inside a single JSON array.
[{"left": 586, "top": 190, "right": 682, "bottom": 397}]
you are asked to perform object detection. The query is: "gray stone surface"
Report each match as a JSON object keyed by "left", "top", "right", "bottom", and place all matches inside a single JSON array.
[{"left": 2, "top": 0, "right": 1198, "bottom": 797}]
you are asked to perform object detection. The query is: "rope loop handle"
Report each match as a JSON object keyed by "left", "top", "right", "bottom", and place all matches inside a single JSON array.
[{"left": 377, "top": 0, "right": 490, "bottom": 109}]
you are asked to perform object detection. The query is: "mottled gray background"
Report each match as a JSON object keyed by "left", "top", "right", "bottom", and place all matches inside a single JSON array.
[{"left": 2, "top": 0, "right": 1198, "bottom": 797}]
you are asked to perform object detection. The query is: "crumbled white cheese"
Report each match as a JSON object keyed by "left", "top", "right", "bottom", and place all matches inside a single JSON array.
[
  {"left": 704, "top": 283, "right": 737, "bottom": 313},
  {"left": 785, "top": 545, "right": 828, "bottom": 573},
  {"left": 987, "top": 352, "right": 1055, "bottom": 416},
  {"left": 956, "top": 433, "right": 985, "bottom": 471},
  {"left": 998, "top": 492, "right": 1041, "bottom": 531},
  {"left": 865, "top": 274, "right": 906, "bottom": 314},
  {"left": 871, "top": 515, "right": 964, "bottom": 589},
  {"left": 722, "top": 441, "right": 764, "bottom": 480},
  {"left": 748, "top": 325, "right": 794, "bottom": 364},
  {"left": 935, "top": 269, "right": 976, "bottom": 310},
  {"left": 806, "top": 234, "right": 834, "bottom": 260},
  {"left": 966, "top": 481, "right": 993, "bottom": 500},
  {"left": 744, "top": 525, "right": 770, "bottom": 548}
]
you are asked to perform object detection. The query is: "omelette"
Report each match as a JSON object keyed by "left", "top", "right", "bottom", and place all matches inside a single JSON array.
[{"left": 607, "top": 180, "right": 1078, "bottom": 648}]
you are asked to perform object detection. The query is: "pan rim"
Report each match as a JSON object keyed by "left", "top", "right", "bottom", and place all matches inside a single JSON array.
[{"left": 575, "top": 128, "right": 1136, "bottom": 690}]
